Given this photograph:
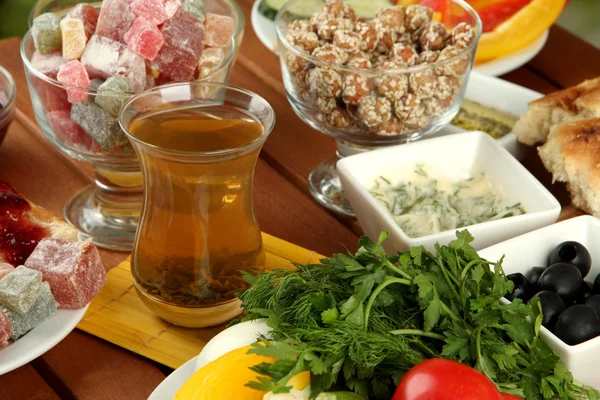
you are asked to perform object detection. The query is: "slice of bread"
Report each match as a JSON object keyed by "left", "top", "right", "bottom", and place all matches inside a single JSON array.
[
  {"left": 538, "top": 118, "right": 600, "bottom": 217},
  {"left": 514, "top": 77, "right": 600, "bottom": 145},
  {"left": 0, "top": 182, "right": 78, "bottom": 265}
]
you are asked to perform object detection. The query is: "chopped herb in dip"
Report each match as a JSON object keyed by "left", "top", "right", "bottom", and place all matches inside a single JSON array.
[{"left": 369, "top": 164, "right": 525, "bottom": 238}]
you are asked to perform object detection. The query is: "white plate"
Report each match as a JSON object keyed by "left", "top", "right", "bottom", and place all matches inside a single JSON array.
[
  {"left": 0, "top": 305, "right": 88, "bottom": 375},
  {"left": 148, "top": 320, "right": 270, "bottom": 400},
  {"left": 250, "top": 0, "right": 548, "bottom": 77}
]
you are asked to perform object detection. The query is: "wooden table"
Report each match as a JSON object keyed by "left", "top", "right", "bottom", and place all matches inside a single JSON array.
[{"left": 0, "top": 1, "right": 599, "bottom": 397}]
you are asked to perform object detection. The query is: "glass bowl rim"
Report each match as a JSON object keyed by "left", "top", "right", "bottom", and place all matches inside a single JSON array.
[
  {"left": 275, "top": 0, "right": 483, "bottom": 75},
  {"left": 118, "top": 81, "right": 276, "bottom": 158},
  {"left": 20, "top": 29, "right": 238, "bottom": 95},
  {"left": 27, "top": 0, "right": 246, "bottom": 41},
  {"left": 0, "top": 66, "right": 16, "bottom": 116}
]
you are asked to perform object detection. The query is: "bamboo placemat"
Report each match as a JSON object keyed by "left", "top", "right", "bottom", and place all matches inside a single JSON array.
[{"left": 76, "top": 233, "right": 324, "bottom": 369}]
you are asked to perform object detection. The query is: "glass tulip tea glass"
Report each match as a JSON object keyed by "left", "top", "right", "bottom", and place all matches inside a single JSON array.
[
  {"left": 119, "top": 82, "right": 275, "bottom": 327},
  {"left": 276, "top": 0, "right": 482, "bottom": 216},
  {"left": 21, "top": 0, "right": 244, "bottom": 251},
  {"left": 0, "top": 66, "right": 16, "bottom": 147}
]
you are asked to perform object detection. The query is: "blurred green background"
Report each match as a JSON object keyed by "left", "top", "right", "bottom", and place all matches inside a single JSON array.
[{"left": 0, "top": 0, "right": 598, "bottom": 47}]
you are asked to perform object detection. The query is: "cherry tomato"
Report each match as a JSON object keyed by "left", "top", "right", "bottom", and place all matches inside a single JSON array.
[
  {"left": 500, "top": 394, "right": 523, "bottom": 400},
  {"left": 419, "top": 0, "right": 451, "bottom": 20},
  {"left": 392, "top": 359, "right": 502, "bottom": 400}
]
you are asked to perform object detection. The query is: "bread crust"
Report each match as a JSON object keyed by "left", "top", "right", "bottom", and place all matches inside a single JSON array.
[
  {"left": 538, "top": 118, "right": 600, "bottom": 217},
  {"left": 514, "top": 78, "right": 600, "bottom": 145}
]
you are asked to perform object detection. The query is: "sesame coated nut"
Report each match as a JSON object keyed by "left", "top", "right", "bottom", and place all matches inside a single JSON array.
[
  {"left": 358, "top": 95, "right": 392, "bottom": 127},
  {"left": 409, "top": 70, "right": 438, "bottom": 97},
  {"left": 397, "top": 32, "right": 415, "bottom": 48},
  {"left": 326, "top": 108, "right": 351, "bottom": 127},
  {"left": 343, "top": 73, "right": 371, "bottom": 105},
  {"left": 376, "top": 29, "right": 397, "bottom": 54},
  {"left": 436, "top": 75, "right": 461, "bottom": 99},
  {"left": 307, "top": 67, "right": 343, "bottom": 98},
  {"left": 286, "top": 30, "right": 319, "bottom": 53},
  {"left": 312, "top": 44, "right": 346, "bottom": 64},
  {"left": 393, "top": 93, "right": 423, "bottom": 121},
  {"left": 289, "top": 20, "right": 312, "bottom": 33},
  {"left": 419, "top": 22, "right": 448, "bottom": 51},
  {"left": 315, "top": 95, "right": 338, "bottom": 113},
  {"left": 448, "top": 22, "right": 476, "bottom": 49},
  {"left": 376, "top": 6, "right": 405, "bottom": 35},
  {"left": 310, "top": 12, "right": 329, "bottom": 32},
  {"left": 392, "top": 43, "right": 419, "bottom": 65},
  {"left": 377, "top": 60, "right": 409, "bottom": 101},
  {"left": 346, "top": 56, "right": 372, "bottom": 69},
  {"left": 318, "top": 18, "right": 354, "bottom": 41},
  {"left": 405, "top": 4, "right": 433, "bottom": 32},
  {"left": 419, "top": 50, "right": 440, "bottom": 64},
  {"left": 354, "top": 21, "right": 381, "bottom": 52},
  {"left": 437, "top": 45, "right": 469, "bottom": 75},
  {"left": 370, "top": 117, "right": 405, "bottom": 136},
  {"left": 324, "top": 0, "right": 357, "bottom": 21},
  {"left": 334, "top": 30, "right": 362, "bottom": 51}
]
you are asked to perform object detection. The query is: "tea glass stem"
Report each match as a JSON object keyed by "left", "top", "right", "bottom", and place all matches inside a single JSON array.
[{"left": 64, "top": 164, "right": 142, "bottom": 251}]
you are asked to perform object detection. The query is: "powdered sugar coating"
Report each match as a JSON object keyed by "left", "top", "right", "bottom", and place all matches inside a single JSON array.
[
  {"left": 95, "top": 0, "right": 136, "bottom": 43},
  {"left": 131, "top": 0, "right": 169, "bottom": 25},
  {"left": 0, "top": 263, "right": 14, "bottom": 280},
  {"left": 124, "top": 17, "right": 165, "bottom": 60},
  {"left": 198, "top": 48, "right": 225, "bottom": 78},
  {"left": 0, "top": 309, "right": 10, "bottom": 348},
  {"left": 57, "top": 60, "right": 90, "bottom": 103},
  {"left": 24, "top": 238, "right": 107, "bottom": 309},
  {"left": 2, "top": 282, "right": 57, "bottom": 340},
  {"left": 60, "top": 18, "right": 87, "bottom": 60},
  {"left": 67, "top": 4, "right": 100, "bottom": 40},
  {"left": 31, "top": 51, "right": 65, "bottom": 78},
  {"left": 0, "top": 266, "right": 43, "bottom": 314},
  {"left": 205, "top": 13, "right": 234, "bottom": 48}
]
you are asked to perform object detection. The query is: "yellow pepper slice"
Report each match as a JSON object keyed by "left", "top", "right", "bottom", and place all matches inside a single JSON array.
[{"left": 475, "top": 0, "right": 566, "bottom": 61}]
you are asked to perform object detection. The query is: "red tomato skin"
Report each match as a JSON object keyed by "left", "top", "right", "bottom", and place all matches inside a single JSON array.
[
  {"left": 392, "top": 359, "right": 503, "bottom": 400},
  {"left": 500, "top": 394, "right": 523, "bottom": 400},
  {"left": 419, "top": 0, "right": 451, "bottom": 16},
  {"left": 476, "top": 0, "right": 531, "bottom": 32}
]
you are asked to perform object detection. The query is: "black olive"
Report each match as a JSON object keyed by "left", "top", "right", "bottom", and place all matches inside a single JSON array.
[
  {"left": 594, "top": 273, "right": 600, "bottom": 295},
  {"left": 586, "top": 295, "right": 600, "bottom": 318},
  {"left": 525, "top": 266, "right": 547, "bottom": 286},
  {"left": 554, "top": 305, "right": 600, "bottom": 345},
  {"left": 573, "top": 281, "right": 593, "bottom": 305},
  {"left": 505, "top": 273, "right": 533, "bottom": 302},
  {"left": 529, "top": 291, "right": 565, "bottom": 331},
  {"left": 538, "top": 263, "right": 583, "bottom": 303},
  {"left": 548, "top": 241, "right": 592, "bottom": 278}
]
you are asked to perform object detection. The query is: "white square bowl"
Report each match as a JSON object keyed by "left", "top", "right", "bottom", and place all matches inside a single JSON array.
[
  {"left": 478, "top": 216, "right": 600, "bottom": 389},
  {"left": 336, "top": 131, "right": 561, "bottom": 253}
]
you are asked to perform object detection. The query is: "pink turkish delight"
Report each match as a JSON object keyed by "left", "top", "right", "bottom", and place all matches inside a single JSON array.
[
  {"left": 163, "top": 0, "right": 182, "bottom": 18},
  {"left": 0, "top": 310, "right": 10, "bottom": 348},
  {"left": 46, "top": 111, "right": 95, "bottom": 151},
  {"left": 24, "top": 238, "right": 107, "bottom": 309},
  {"left": 95, "top": 0, "right": 136, "bottom": 43},
  {"left": 151, "top": 10, "right": 205, "bottom": 82},
  {"left": 0, "top": 263, "right": 14, "bottom": 280},
  {"left": 205, "top": 12, "right": 234, "bottom": 48},
  {"left": 56, "top": 60, "right": 90, "bottom": 103},
  {"left": 80, "top": 35, "right": 145, "bottom": 92},
  {"left": 31, "top": 51, "right": 65, "bottom": 78},
  {"left": 67, "top": 4, "right": 100, "bottom": 40},
  {"left": 131, "top": 0, "right": 168, "bottom": 25},
  {"left": 60, "top": 18, "right": 87, "bottom": 60},
  {"left": 124, "top": 17, "right": 164, "bottom": 60},
  {"left": 33, "top": 78, "right": 71, "bottom": 113}
]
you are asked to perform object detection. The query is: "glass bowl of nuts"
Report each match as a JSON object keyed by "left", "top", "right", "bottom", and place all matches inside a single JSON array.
[{"left": 276, "top": 0, "right": 482, "bottom": 216}]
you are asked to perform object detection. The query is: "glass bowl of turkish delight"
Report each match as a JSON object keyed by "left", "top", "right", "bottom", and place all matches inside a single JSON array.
[
  {"left": 0, "top": 66, "right": 16, "bottom": 147},
  {"left": 20, "top": 0, "right": 241, "bottom": 251},
  {"left": 275, "top": 0, "right": 482, "bottom": 216}
]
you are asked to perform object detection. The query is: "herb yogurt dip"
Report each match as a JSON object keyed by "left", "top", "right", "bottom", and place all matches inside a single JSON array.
[{"left": 369, "top": 164, "right": 525, "bottom": 238}]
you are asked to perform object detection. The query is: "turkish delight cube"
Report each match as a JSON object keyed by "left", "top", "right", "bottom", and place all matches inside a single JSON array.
[
  {"left": 0, "top": 310, "right": 11, "bottom": 348},
  {"left": 32, "top": 77, "right": 71, "bottom": 113},
  {"left": 57, "top": 60, "right": 91, "bottom": 103},
  {"left": 0, "top": 266, "right": 43, "bottom": 314},
  {"left": 131, "top": 0, "right": 169, "bottom": 25},
  {"left": 31, "top": 13, "right": 62, "bottom": 54},
  {"left": 31, "top": 51, "right": 65, "bottom": 78},
  {"left": 60, "top": 18, "right": 88, "bottom": 60},
  {"left": 0, "top": 263, "right": 14, "bottom": 280},
  {"left": 2, "top": 282, "right": 57, "bottom": 340},
  {"left": 46, "top": 111, "right": 95, "bottom": 151},
  {"left": 67, "top": 4, "right": 100, "bottom": 40},
  {"left": 164, "top": 0, "right": 182, "bottom": 18},
  {"left": 70, "top": 102, "right": 128, "bottom": 149},
  {"left": 205, "top": 13, "right": 234, "bottom": 48},
  {"left": 181, "top": 0, "right": 205, "bottom": 21},
  {"left": 24, "top": 239, "right": 107, "bottom": 309},
  {"left": 95, "top": 76, "right": 132, "bottom": 117},
  {"left": 151, "top": 10, "right": 205, "bottom": 82},
  {"left": 198, "top": 47, "right": 225, "bottom": 79},
  {"left": 80, "top": 35, "right": 146, "bottom": 92},
  {"left": 124, "top": 17, "right": 164, "bottom": 60},
  {"left": 95, "top": 0, "right": 136, "bottom": 43}
]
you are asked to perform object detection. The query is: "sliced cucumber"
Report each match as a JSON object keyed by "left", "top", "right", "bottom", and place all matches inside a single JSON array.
[
  {"left": 266, "top": 0, "right": 326, "bottom": 18},
  {"left": 263, "top": 0, "right": 293, "bottom": 11},
  {"left": 344, "top": 0, "right": 393, "bottom": 19},
  {"left": 258, "top": 0, "right": 278, "bottom": 21}
]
